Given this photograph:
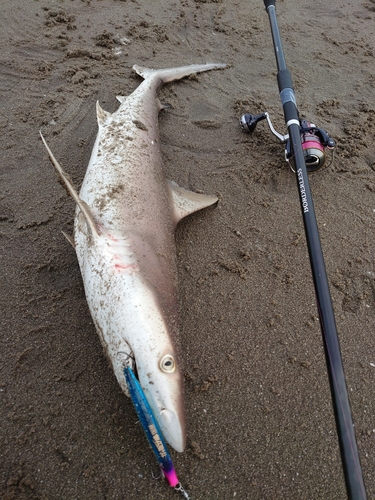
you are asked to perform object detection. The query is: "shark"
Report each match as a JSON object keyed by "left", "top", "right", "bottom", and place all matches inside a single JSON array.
[{"left": 40, "top": 62, "right": 225, "bottom": 453}]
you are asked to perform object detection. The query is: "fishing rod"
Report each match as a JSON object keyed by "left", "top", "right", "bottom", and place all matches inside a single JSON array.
[{"left": 240, "top": 2, "right": 367, "bottom": 499}]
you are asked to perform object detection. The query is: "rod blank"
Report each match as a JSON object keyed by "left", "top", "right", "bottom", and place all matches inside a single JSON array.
[{"left": 263, "top": 3, "right": 367, "bottom": 499}]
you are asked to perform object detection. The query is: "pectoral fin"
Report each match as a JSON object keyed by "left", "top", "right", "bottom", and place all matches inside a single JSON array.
[
  {"left": 62, "top": 231, "right": 75, "bottom": 249},
  {"left": 168, "top": 180, "right": 218, "bottom": 226},
  {"left": 40, "top": 131, "right": 100, "bottom": 238}
]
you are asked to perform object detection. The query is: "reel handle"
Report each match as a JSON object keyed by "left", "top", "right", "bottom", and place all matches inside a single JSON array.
[{"left": 240, "top": 112, "right": 267, "bottom": 133}]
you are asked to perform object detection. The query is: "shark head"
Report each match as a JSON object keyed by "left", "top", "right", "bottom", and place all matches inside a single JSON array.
[
  {"left": 97, "top": 266, "right": 187, "bottom": 454},
  {"left": 71, "top": 228, "right": 187, "bottom": 455},
  {"left": 135, "top": 349, "right": 186, "bottom": 453},
  {"left": 103, "top": 306, "right": 186, "bottom": 453}
]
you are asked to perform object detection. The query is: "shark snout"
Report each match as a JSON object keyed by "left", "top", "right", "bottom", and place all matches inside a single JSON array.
[
  {"left": 158, "top": 407, "right": 186, "bottom": 453},
  {"left": 138, "top": 362, "right": 186, "bottom": 453}
]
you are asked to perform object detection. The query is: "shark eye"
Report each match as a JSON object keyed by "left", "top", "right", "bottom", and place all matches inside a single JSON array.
[{"left": 160, "top": 354, "right": 176, "bottom": 373}]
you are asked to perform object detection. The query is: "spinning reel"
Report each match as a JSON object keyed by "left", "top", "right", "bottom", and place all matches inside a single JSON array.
[{"left": 240, "top": 111, "right": 335, "bottom": 172}]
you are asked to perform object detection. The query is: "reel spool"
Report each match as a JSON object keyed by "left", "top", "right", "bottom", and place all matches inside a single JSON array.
[
  {"left": 240, "top": 112, "right": 335, "bottom": 172},
  {"left": 289, "top": 119, "right": 335, "bottom": 172}
]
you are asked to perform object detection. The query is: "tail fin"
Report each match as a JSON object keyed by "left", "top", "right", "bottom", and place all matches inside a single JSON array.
[{"left": 132, "top": 62, "right": 226, "bottom": 84}]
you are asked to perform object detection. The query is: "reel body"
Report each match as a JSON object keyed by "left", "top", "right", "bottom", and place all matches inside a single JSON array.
[{"left": 240, "top": 112, "right": 335, "bottom": 172}]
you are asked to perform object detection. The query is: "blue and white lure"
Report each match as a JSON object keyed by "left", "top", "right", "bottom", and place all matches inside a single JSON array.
[{"left": 124, "top": 367, "right": 190, "bottom": 499}]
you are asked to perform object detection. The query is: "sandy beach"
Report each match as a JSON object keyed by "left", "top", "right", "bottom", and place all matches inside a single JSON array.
[{"left": 1, "top": 0, "right": 375, "bottom": 498}]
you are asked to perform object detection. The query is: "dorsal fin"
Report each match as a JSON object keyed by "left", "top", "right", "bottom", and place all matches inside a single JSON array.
[
  {"left": 96, "top": 101, "right": 112, "bottom": 127},
  {"left": 39, "top": 131, "right": 99, "bottom": 237},
  {"left": 168, "top": 180, "right": 218, "bottom": 226}
]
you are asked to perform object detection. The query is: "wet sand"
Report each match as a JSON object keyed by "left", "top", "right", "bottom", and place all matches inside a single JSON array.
[{"left": 1, "top": 0, "right": 375, "bottom": 498}]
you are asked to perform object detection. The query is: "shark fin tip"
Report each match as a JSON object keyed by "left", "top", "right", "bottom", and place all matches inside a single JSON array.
[
  {"left": 96, "top": 101, "right": 111, "bottom": 126},
  {"left": 62, "top": 231, "right": 75, "bottom": 249}
]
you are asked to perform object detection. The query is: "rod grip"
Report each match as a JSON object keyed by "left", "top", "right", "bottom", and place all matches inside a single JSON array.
[
  {"left": 264, "top": 0, "right": 276, "bottom": 9},
  {"left": 277, "top": 68, "right": 293, "bottom": 92}
]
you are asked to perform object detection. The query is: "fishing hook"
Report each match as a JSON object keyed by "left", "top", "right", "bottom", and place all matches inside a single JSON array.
[{"left": 174, "top": 482, "right": 191, "bottom": 499}]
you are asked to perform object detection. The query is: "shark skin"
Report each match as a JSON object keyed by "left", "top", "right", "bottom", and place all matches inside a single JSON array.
[{"left": 40, "top": 62, "right": 225, "bottom": 453}]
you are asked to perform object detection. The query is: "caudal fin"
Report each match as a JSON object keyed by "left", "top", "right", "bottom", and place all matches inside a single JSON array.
[{"left": 132, "top": 62, "right": 226, "bottom": 84}]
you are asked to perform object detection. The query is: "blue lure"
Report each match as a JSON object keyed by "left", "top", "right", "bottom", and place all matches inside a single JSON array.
[{"left": 124, "top": 367, "right": 180, "bottom": 488}]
